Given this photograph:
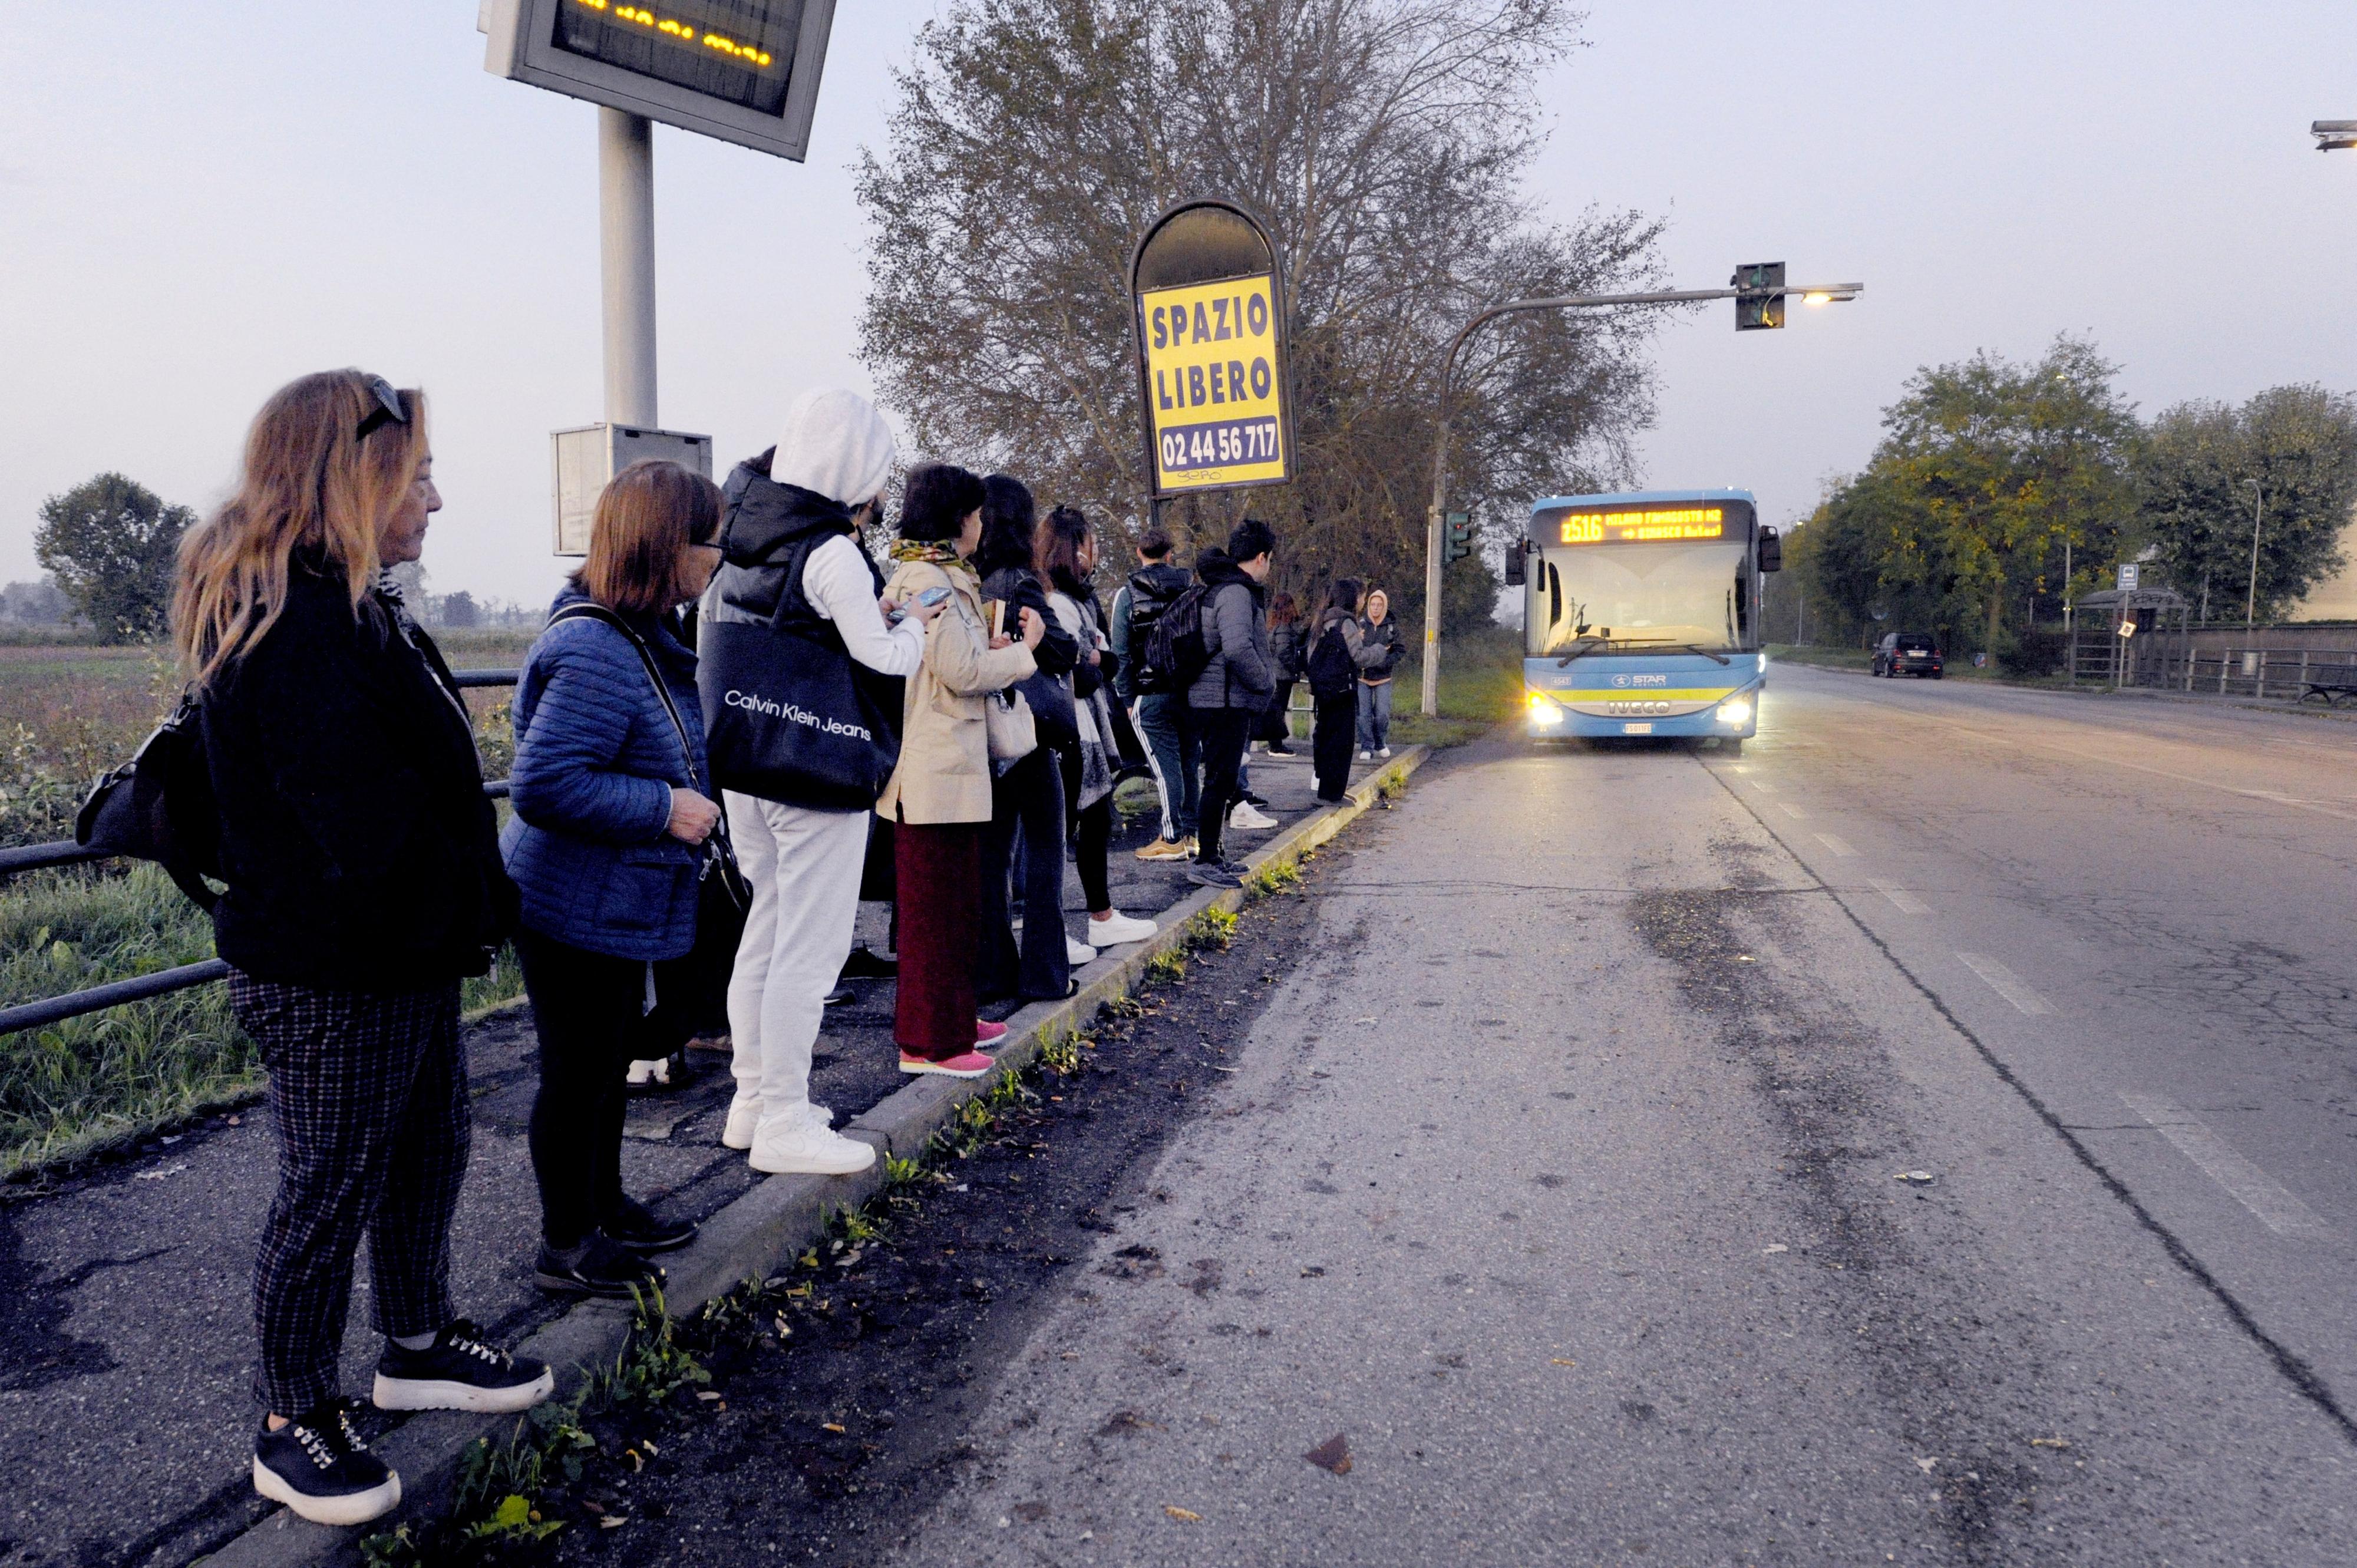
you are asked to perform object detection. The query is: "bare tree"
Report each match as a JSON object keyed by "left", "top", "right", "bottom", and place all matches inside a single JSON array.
[{"left": 856, "top": 0, "right": 1666, "bottom": 626}]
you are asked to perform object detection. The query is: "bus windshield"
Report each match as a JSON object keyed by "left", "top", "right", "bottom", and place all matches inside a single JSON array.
[{"left": 1530, "top": 540, "right": 1748, "bottom": 656}]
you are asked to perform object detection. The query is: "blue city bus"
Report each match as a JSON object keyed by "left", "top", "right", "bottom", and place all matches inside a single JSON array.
[{"left": 1505, "top": 489, "right": 1781, "bottom": 750}]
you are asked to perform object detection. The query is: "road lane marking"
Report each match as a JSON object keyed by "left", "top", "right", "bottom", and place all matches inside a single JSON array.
[
  {"left": 2118, "top": 1092, "right": 2333, "bottom": 1238},
  {"left": 1748, "top": 780, "right": 1777, "bottom": 794},
  {"left": 1815, "top": 833, "right": 1859, "bottom": 857},
  {"left": 1778, "top": 801, "right": 1807, "bottom": 820},
  {"left": 1956, "top": 952, "right": 2056, "bottom": 1015},
  {"left": 1869, "top": 879, "right": 1929, "bottom": 915}
]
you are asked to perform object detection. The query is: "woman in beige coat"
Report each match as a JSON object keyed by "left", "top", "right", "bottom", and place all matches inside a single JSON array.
[{"left": 877, "top": 462, "right": 1045, "bottom": 1075}]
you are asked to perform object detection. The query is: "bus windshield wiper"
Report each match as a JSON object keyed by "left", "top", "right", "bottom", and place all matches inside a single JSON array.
[
  {"left": 1662, "top": 642, "right": 1734, "bottom": 665},
  {"left": 1556, "top": 637, "right": 1732, "bottom": 666}
]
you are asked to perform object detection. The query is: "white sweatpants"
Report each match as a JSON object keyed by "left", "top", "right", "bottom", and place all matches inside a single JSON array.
[{"left": 724, "top": 793, "right": 870, "bottom": 1146}]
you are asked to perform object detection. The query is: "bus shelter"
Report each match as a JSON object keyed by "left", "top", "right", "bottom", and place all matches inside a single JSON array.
[{"left": 2067, "top": 586, "right": 2191, "bottom": 688}]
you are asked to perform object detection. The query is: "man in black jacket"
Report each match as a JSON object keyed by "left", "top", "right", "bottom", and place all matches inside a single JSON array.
[
  {"left": 1186, "top": 519, "right": 1277, "bottom": 887},
  {"left": 1111, "top": 529, "right": 1199, "bottom": 860}
]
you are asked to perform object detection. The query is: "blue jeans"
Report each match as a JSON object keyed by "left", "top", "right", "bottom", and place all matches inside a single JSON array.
[
  {"left": 1134, "top": 692, "right": 1199, "bottom": 840},
  {"left": 1355, "top": 680, "right": 1394, "bottom": 751}
]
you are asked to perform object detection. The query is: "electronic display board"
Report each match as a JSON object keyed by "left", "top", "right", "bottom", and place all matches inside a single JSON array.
[
  {"left": 1540, "top": 504, "right": 1755, "bottom": 546},
  {"left": 482, "top": 0, "right": 835, "bottom": 160}
]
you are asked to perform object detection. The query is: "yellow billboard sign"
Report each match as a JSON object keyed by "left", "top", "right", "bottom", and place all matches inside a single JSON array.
[{"left": 1138, "top": 273, "right": 1288, "bottom": 492}]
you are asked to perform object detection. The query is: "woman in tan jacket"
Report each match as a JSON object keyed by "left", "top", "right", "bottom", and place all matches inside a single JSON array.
[{"left": 877, "top": 462, "right": 1045, "bottom": 1075}]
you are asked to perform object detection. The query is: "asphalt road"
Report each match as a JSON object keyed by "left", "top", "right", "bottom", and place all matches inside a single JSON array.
[{"left": 872, "top": 668, "right": 2357, "bottom": 1566}]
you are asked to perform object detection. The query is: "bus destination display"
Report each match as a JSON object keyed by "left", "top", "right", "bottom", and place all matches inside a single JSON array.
[
  {"left": 554, "top": 0, "right": 800, "bottom": 115},
  {"left": 1557, "top": 507, "right": 1727, "bottom": 545}
]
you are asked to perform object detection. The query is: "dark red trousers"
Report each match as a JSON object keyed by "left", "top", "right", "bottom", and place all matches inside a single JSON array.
[{"left": 893, "top": 818, "right": 983, "bottom": 1059}]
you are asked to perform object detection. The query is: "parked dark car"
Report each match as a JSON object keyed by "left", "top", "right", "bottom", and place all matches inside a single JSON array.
[{"left": 1873, "top": 632, "right": 1944, "bottom": 678}]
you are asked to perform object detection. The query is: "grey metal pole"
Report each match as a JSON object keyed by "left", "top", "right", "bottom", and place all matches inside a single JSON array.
[
  {"left": 1414, "top": 280, "right": 1863, "bottom": 717},
  {"left": 599, "top": 108, "right": 658, "bottom": 428},
  {"left": 2244, "top": 478, "right": 2264, "bottom": 632}
]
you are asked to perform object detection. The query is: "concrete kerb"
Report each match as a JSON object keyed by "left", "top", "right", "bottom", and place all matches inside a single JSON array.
[{"left": 197, "top": 745, "right": 1429, "bottom": 1567}]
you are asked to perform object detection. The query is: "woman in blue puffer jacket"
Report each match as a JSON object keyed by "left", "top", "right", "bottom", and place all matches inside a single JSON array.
[{"left": 503, "top": 459, "right": 724, "bottom": 1299}]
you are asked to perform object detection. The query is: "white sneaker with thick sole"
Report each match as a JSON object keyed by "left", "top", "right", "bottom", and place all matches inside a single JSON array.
[
  {"left": 749, "top": 1120, "right": 876, "bottom": 1176},
  {"left": 721, "top": 1094, "right": 760, "bottom": 1150},
  {"left": 1088, "top": 910, "right": 1157, "bottom": 945},
  {"left": 1377, "top": 746, "right": 1392, "bottom": 758},
  {"left": 1067, "top": 935, "right": 1098, "bottom": 966},
  {"left": 1228, "top": 801, "right": 1279, "bottom": 831}
]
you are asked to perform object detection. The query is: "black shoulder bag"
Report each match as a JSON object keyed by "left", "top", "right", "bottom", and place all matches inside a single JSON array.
[{"left": 75, "top": 693, "right": 223, "bottom": 910}]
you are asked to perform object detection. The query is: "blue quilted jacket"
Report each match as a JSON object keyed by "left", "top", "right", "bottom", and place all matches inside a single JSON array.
[{"left": 500, "top": 586, "right": 708, "bottom": 960}]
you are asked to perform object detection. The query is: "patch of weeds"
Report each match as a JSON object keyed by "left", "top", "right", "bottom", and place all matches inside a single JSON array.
[
  {"left": 1098, "top": 991, "right": 1147, "bottom": 1019},
  {"left": 1185, "top": 906, "right": 1239, "bottom": 952},
  {"left": 1376, "top": 770, "right": 1408, "bottom": 802},
  {"left": 1039, "top": 1028, "right": 1085, "bottom": 1075},
  {"left": 1145, "top": 948, "right": 1189, "bottom": 986},
  {"left": 882, "top": 1153, "right": 929, "bottom": 1189},
  {"left": 1247, "top": 858, "right": 1301, "bottom": 899}
]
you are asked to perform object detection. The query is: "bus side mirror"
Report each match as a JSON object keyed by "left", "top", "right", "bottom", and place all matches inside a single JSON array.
[
  {"left": 1504, "top": 539, "right": 1527, "bottom": 586},
  {"left": 1758, "top": 528, "right": 1783, "bottom": 574}
]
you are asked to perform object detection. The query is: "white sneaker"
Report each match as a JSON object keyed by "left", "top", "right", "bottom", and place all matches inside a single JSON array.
[
  {"left": 1357, "top": 750, "right": 1375, "bottom": 761},
  {"left": 1067, "top": 935, "right": 1098, "bottom": 966},
  {"left": 721, "top": 1094, "right": 760, "bottom": 1150},
  {"left": 625, "top": 1057, "right": 670, "bottom": 1088},
  {"left": 1228, "top": 801, "right": 1279, "bottom": 831},
  {"left": 1088, "top": 910, "right": 1157, "bottom": 945},
  {"left": 1377, "top": 746, "right": 1392, "bottom": 758},
  {"left": 749, "top": 1121, "right": 876, "bottom": 1177}
]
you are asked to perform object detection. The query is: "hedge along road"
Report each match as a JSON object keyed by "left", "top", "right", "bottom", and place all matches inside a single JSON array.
[
  {"left": 595, "top": 711, "right": 2356, "bottom": 1566},
  {"left": 0, "top": 745, "right": 1414, "bottom": 1568}
]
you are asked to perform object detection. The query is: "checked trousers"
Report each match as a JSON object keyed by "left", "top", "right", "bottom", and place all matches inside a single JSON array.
[{"left": 229, "top": 973, "right": 468, "bottom": 1417}]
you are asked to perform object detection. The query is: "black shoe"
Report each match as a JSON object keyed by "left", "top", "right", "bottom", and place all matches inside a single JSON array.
[
  {"left": 839, "top": 946, "right": 898, "bottom": 979},
  {"left": 373, "top": 1319, "right": 554, "bottom": 1414},
  {"left": 534, "top": 1234, "right": 666, "bottom": 1299},
  {"left": 822, "top": 985, "right": 856, "bottom": 1006},
  {"left": 253, "top": 1400, "right": 401, "bottom": 1527},
  {"left": 1265, "top": 742, "right": 1298, "bottom": 757},
  {"left": 1242, "top": 791, "right": 1270, "bottom": 808},
  {"left": 603, "top": 1195, "right": 698, "bottom": 1255},
  {"left": 1187, "top": 860, "right": 1244, "bottom": 889}
]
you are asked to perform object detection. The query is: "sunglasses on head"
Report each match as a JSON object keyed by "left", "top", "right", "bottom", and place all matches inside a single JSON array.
[{"left": 355, "top": 376, "right": 410, "bottom": 441}]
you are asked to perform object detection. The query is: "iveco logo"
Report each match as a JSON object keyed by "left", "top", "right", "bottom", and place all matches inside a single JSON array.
[{"left": 1604, "top": 700, "right": 1675, "bottom": 716}]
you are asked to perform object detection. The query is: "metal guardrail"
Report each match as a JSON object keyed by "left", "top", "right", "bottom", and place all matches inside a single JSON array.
[{"left": 1, "top": 669, "right": 519, "bottom": 1038}]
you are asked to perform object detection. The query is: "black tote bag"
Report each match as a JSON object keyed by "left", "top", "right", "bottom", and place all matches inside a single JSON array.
[{"left": 699, "top": 614, "right": 902, "bottom": 811}]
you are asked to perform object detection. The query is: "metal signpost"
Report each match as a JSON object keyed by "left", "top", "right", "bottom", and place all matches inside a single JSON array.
[
  {"left": 479, "top": 0, "right": 839, "bottom": 548},
  {"left": 1128, "top": 199, "right": 1295, "bottom": 520},
  {"left": 1417, "top": 269, "right": 1861, "bottom": 716}
]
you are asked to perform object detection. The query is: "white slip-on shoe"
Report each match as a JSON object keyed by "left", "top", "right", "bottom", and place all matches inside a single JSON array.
[
  {"left": 1088, "top": 911, "right": 1157, "bottom": 945},
  {"left": 1228, "top": 801, "right": 1279, "bottom": 831},
  {"left": 721, "top": 1094, "right": 760, "bottom": 1150},
  {"left": 1067, "top": 935, "right": 1098, "bottom": 966},
  {"left": 749, "top": 1121, "right": 877, "bottom": 1177},
  {"left": 625, "top": 1057, "right": 670, "bottom": 1087}
]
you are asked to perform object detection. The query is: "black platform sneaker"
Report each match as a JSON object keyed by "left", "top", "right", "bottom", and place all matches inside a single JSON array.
[
  {"left": 534, "top": 1233, "right": 666, "bottom": 1299},
  {"left": 371, "top": 1320, "right": 555, "bottom": 1414},
  {"left": 603, "top": 1196, "right": 698, "bottom": 1255},
  {"left": 252, "top": 1400, "right": 400, "bottom": 1527}
]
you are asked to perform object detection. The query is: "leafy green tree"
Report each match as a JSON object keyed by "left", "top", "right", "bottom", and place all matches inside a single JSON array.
[
  {"left": 34, "top": 473, "right": 193, "bottom": 643},
  {"left": 439, "top": 590, "right": 480, "bottom": 629},
  {"left": 2137, "top": 385, "right": 2357, "bottom": 623},
  {"left": 853, "top": 0, "right": 1668, "bottom": 632},
  {"left": 1803, "top": 338, "right": 2135, "bottom": 655}
]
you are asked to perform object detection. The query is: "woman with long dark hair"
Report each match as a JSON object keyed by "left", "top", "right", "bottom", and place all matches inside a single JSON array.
[
  {"left": 1038, "top": 504, "right": 1156, "bottom": 948},
  {"left": 972, "top": 474, "right": 1084, "bottom": 999},
  {"left": 1257, "top": 589, "right": 1305, "bottom": 758},
  {"left": 176, "top": 369, "right": 550, "bottom": 1526},
  {"left": 878, "top": 464, "right": 1045, "bottom": 1073}
]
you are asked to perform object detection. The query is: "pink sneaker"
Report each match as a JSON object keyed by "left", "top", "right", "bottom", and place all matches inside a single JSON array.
[
  {"left": 974, "top": 1019, "right": 1009, "bottom": 1047},
  {"left": 900, "top": 1050, "right": 993, "bottom": 1078}
]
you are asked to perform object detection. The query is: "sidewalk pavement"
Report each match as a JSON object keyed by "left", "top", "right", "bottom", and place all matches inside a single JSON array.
[{"left": 0, "top": 741, "right": 1374, "bottom": 1568}]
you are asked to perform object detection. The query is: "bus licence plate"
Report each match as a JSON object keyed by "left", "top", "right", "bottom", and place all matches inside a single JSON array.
[{"left": 1622, "top": 722, "right": 1653, "bottom": 735}]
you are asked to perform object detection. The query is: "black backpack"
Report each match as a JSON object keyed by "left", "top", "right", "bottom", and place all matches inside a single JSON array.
[
  {"left": 1306, "top": 623, "right": 1358, "bottom": 699},
  {"left": 1145, "top": 582, "right": 1216, "bottom": 694}
]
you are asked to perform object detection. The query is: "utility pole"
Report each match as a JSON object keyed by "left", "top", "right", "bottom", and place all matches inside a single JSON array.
[
  {"left": 598, "top": 108, "right": 658, "bottom": 429},
  {"left": 1417, "top": 276, "right": 1862, "bottom": 716},
  {"left": 2244, "top": 477, "right": 2264, "bottom": 631}
]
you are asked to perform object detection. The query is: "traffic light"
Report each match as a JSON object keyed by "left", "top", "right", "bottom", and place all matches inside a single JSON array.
[
  {"left": 1443, "top": 511, "right": 1475, "bottom": 564},
  {"left": 1732, "top": 262, "right": 1785, "bottom": 331}
]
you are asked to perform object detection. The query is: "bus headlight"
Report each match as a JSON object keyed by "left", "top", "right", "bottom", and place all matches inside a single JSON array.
[
  {"left": 1527, "top": 691, "right": 1565, "bottom": 726},
  {"left": 1716, "top": 695, "right": 1754, "bottom": 727}
]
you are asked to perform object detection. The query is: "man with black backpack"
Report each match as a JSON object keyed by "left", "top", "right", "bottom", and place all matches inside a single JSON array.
[
  {"left": 1170, "top": 518, "right": 1277, "bottom": 889},
  {"left": 1110, "top": 529, "right": 1199, "bottom": 861}
]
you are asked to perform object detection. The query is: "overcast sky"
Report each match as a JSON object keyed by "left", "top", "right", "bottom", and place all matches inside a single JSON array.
[{"left": 4, "top": 1, "right": 2353, "bottom": 606}]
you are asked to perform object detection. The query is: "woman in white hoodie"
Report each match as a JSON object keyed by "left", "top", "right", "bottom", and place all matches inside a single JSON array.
[{"left": 703, "top": 389, "right": 942, "bottom": 1176}]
